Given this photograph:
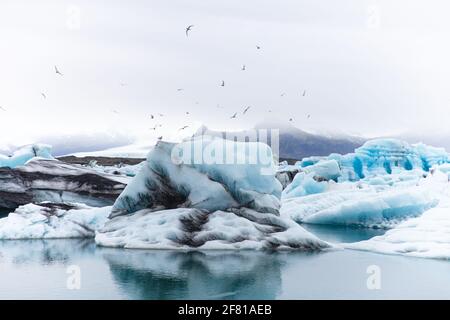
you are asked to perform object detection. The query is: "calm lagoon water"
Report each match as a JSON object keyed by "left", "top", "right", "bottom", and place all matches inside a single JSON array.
[{"left": 0, "top": 226, "right": 450, "bottom": 299}]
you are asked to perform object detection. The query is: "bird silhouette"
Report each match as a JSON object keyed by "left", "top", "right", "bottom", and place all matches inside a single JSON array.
[
  {"left": 307, "top": 114, "right": 311, "bottom": 119},
  {"left": 150, "top": 114, "right": 154, "bottom": 119},
  {"left": 177, "top": 88, "right": 184, "bottom": 91},
  {"left": 243, "top": 106, "right": 251, "bottom": 114},
  {"left": 230, "top": 113, "right": 237, "bottom": 119},
  {"left": 179, "top": 125, "right": 189, "bottom": 131},
  {"left": 158, "top": 113, "right": 164, "bottom": 117},
  {"left": 186, "top": 25, "right": 194, "bottom": 37},
  {"left": 55, "top": 66, "right": 63, "bottom": 76},
  {"left": 150, "top": 126, "right": 157, "bottom": 130},
  {"left": 242, "top": 65, "right": 246, "bottom": 71},
  {"left": 280, "top": 93, "right": 286, "bottom": 97},
  {"left": 41, "top": 93, "right": 47, "bottom": 99},
  {"left": 302, "top": 90, "right": 306, "bottom": 96},
  {"left": 289, "top": 118, "right": 293, "bottom": 122},
  {"left": 157, "top": 136, "right": 163, "bottom": 140},
  {"left": 256, "top": 45, "right": 261, "bottom": 50},
  {"left": 221, "top": 80, "right": 225, "bottom": 87},
  {"left": 186, "top": 111, "right": 190, "bottom": 115}
]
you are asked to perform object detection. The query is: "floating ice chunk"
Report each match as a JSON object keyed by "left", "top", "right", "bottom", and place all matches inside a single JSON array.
[
  {"left": 111, "top": 137, "right": 282, "bottom": 217},
  {"left": 0, "top": 203, "right": 110, "bottom": 239},
  {"left": 0, "top": 144, "right": 53, "bottom": 168},
  {"left": 347, "top": 207, "right": 450, "bottom": 259},
  {"left": 95, "top": 207, "right": 330, "bottom": 250},
  {"left": 283, "top": 173, "right": 329, "bottom": 198},
  {"left": 281, "top": 186, "right": 438, "bottom": 228}
]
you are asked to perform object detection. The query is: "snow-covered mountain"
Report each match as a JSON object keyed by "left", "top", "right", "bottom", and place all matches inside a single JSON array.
[{"left": 195, "top": 121, "right": 366, "bottom": 162}]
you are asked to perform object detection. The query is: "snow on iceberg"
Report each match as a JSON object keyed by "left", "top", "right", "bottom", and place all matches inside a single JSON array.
[
  {"left": 111, "top": 137, "right": 282, "bottom": 217},
  {"left": 0, "top": 144, "right": 53, "bottom": 168},
  {"left": 0, "top": 203, "right": 110, "bottom": 239}
]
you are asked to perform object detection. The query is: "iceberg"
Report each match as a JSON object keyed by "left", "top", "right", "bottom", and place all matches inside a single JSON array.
[
  {"left": 96, "top": 207, "right": 329, "bottom": 250},
  {"left": 0, "top": 144, "right": 53, "bottom": 168},
  {"left": 96, "top": 137, "right": 329, "bottom": 250},
  {"left": 0, "top": 203, "right": 110, "bottom": 239},
  {"left": 347, "top": 207, "right": 450, "bottom": 259},
  {"left": 111, "top": 137, "right": 282, "bottom": 217},
  {"left": 282, "top": 187, "right": 438, "bottom": 228},
  {"left": 297, "top": 139, "right": 449, "bottom": 183},
  {"left": 280, "top": 139, "right": 449, "bottom": 229},
  {"left": 0, "top": 158, "right": 128, "bottom": 208}
]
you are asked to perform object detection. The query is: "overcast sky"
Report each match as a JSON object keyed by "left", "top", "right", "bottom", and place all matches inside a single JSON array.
[{"left": 1, "top": 0, "right": 450, "bottom": 149}]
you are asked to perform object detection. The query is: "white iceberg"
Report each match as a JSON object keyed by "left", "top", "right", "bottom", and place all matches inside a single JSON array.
[
  {"left": 0, "top": 203, "right": 110, "bottom": 239},
  {"left": 96, "top": 207, "right": 329, "bottom": 250}
]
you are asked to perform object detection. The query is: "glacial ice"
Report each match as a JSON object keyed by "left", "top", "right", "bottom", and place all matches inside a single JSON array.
[
  {"left": 297, "top": 138, "right": 449, "bottom": 182},
  {"left": 281, "top": 187, "right": 438, "bottom": 228},
  {"left": 96, "top": 207, "right": 329, "bottom": 250},
  {"left": 0, "top": 203, "right": 110, "bottom": 239},
  {"left": 0, "top": 144, "right": 53, "bottom": 168},
  {"left": 111, "top": 137, "right": 282, "bottom": 217},
  {"left": 280, "top": 139, "right": 449, "bottom": 229}
]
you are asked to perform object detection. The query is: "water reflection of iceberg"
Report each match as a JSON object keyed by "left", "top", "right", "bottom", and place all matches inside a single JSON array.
[
  {"left": 101, "top": 249, "right": 285, "bottom": 300},
  {"left": 0, "top": 239, "right": 95, "bottom": 265}
]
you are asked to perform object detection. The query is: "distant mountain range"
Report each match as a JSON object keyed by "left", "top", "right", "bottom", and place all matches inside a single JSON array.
[{"left": 195, "top": 122, "right": 367, "bottom": 162}]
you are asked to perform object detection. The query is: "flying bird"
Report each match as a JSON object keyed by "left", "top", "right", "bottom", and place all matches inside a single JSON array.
[
  {"left": 307, "top": 114, "right": 311, "bottom": 119},
  {"left": 302, "top": 90, "right": 306, "bottom": 96},
  {"left": 149, "top": 126, "right": 157, "bottom": 130},
  {"left": 157, "top": 136, "right": 163, "bottom": 140},
  {"left": 55, "top": 65, "right": 63, "bottom": 76},
  {"left": 243, "top": 106, "right": 251, "bottom": 114},
  {"left": 41, "top": 93, "right": 46, "bottom": 99},
  {"left": 242, "top": 65, "right": 246, "bottom": 71},
  {"left": 186, "top": 111, "right": 190, "bottom": 115},
  {"left": 150, "top": 114, "right": 154, "bottom": 119},
  {"left": 220, "top": 80, "right": 225, "bottom": 87},
  {"left": 280, "top": 93, "right": 286, "bottom": 97},
  {"left": 186, "top": 25, "right": 194, "bottom": 37},
  {"left": 256, "top": 45, "right": 261, "bottom": 50},
  {"left": 112, "top": 109, "right": 119, "bottom": 114},
  {"left": 177, "top": 88, "right": 184, "bottom": 91},
  {"left": 179, "top": 125, "right": 189, "bottom": 131},
  {"left": 230, "top": 112, "right": 237, "bottom": 119},
  {"left": 289, "top": 118, "right": 293, "bottom": 122}
]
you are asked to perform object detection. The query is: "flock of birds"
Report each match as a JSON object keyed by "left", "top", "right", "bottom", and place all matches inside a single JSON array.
[{"left": 0, "top": 24, "right": 311, "bottom": 142}]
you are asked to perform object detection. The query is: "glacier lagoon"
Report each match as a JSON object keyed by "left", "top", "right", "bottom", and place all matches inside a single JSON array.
[
  {"left": 1, "top": 235, "right": 450, "bottom": 299},
  {"left": 2, "top": 138, "right": 450, "bottom": 298}
]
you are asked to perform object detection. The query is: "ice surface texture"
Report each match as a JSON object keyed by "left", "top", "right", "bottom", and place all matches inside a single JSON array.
[{"left": 96, "top": 207, "right": 329, "bottom": 250}]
